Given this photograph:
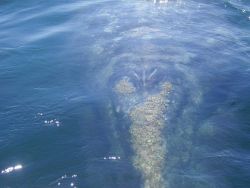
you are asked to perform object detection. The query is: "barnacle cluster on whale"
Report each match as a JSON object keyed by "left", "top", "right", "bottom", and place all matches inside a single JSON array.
[
  {"left": 114, "top": 77, "right": 136, "bottom": 95},
  {"left": 114, "top": 69, "right": 172, "bottom": 188},
  {"left": 129, "top": 82, "right": 172, "bottom": 188}
]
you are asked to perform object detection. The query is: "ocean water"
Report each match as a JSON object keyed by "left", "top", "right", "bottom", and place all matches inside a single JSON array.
[{"left": 0, "top": 0, "right": 250, "bottom": 187}]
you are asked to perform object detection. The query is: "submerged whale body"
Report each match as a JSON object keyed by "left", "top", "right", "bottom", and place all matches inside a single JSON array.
[
  {"left": 105, "top": 53, "right": 196, "bottom": 188},
  {"left": 91, "top": 1, "right": 202, "bottom": 188},
  {"left": 96, "top": 39, "right": 199, "bottom": 188},
  {"left": 97, "top": 54, "right": 198, "bottom": 187}
]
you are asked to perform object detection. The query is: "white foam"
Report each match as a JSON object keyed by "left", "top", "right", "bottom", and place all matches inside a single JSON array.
[{"left": 1, "top": 164, "right": 23, "bottom": 174}]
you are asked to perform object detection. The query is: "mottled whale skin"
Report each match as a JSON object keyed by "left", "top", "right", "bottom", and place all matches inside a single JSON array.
[{"left": 113, "top": 72, "right": 172, "bottom": 188}]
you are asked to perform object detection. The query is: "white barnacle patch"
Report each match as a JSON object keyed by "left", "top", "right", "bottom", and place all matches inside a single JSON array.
[
  {"left": 114, "top": 77, "right": 136, "bottom": 95},
  {"left": 128, "top": 82, "right": 172, "bottom": 188},
  {"left": 113, "top": 73, "right": 172, "bottom": 187}
]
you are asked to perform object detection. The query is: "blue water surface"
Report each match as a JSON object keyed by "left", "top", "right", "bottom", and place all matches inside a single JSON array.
[{"left": 0, "top": 0, "right": 250, "bottom": 187}]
